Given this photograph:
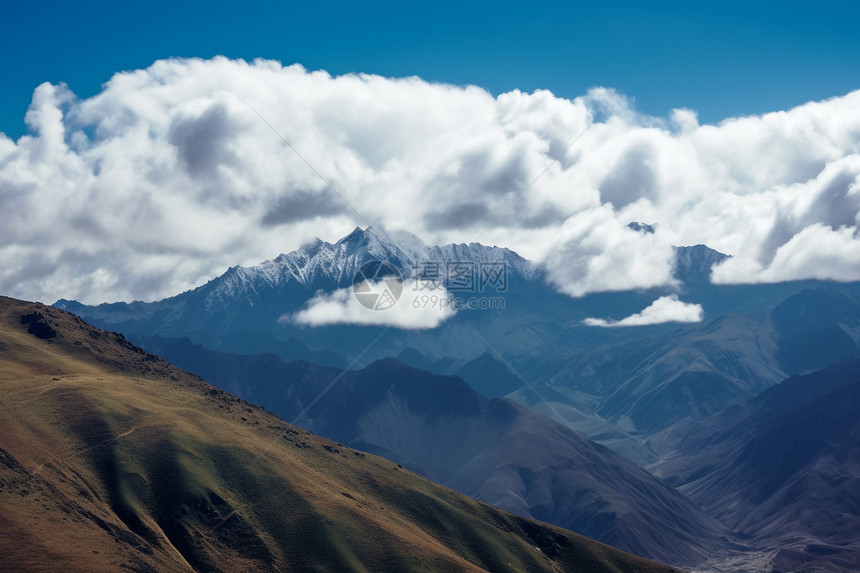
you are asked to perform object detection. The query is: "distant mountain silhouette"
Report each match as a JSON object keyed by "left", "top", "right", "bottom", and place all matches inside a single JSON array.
[{"left": 651, "top": 356, "right": 860, "bottom": 572}]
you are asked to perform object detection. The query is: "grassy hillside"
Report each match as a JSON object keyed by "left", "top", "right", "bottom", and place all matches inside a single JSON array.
[{"left": 0, "top": 297, "right": 676, "bottom": 572}]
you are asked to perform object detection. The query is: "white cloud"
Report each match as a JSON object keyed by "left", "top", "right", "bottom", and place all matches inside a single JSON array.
[
  {"left": 290, "top": 280, "right": 456, "bottom": 329},
  {"left": 1, "top": 57, "right": 860, "bottom": 305},
  {"left": 543, "top": 205, "right": 679, "bottom": 296},
  {"left": 712, "top": 223, "right": 860, "bottom": 284},
  {"left": 583, "top": 295, "right": 704, "bottom": 327}
]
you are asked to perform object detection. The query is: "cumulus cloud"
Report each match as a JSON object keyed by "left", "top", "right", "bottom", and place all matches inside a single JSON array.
[
  {"left": 583, "top": 295, "right": 704, "bottom": 327},
  {"left": 542, "top": 206, "right": 678, "bottom": 296},
  {"left": 290, "top": 280, "right": 456, "bottom": 329},
  {"left": 710, "top": 157, "right": 860, "bottom": 284},
  {"left": 1, "top": 56, "right": 860, "bottom": 304}
]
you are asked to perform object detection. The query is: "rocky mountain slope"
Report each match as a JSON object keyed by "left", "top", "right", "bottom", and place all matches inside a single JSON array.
[
  {"left": 0, "top": 296, "right": 678, "bottom": 573},
  {"left": 650, "top": 356, "right": 860, "bottom": 572},
  {"left": 133, "top": 334, "right": 736, "bottom": 567},
  {"left": 512, "top": 285, "right": 860, "bottom": 461}
]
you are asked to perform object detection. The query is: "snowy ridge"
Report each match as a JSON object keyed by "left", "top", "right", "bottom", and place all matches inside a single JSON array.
[
  {"left": 673, "top": 244, "right": 730, "bottom": 286},
  {"left": 55, "top": 227, "right": 723, "bottom": 318},
  {"left": 201, "top": 227, "right": 538, "bottom": 307}
]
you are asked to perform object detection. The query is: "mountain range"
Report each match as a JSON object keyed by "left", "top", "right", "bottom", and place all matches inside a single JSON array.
[
  {"left": 130, "top": 334, "right": 735, "bottom": 567},
  {"left": 53, "top": 226, "right": 860, "bottom": 571},
  {"left": 55, "top": 227, "right": 860, "bottom": 454}
]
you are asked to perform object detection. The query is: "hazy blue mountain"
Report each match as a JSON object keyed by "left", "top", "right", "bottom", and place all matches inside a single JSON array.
[
  {"left": 771, "top": 287, "right": 860, "bottom": 374},
  {"left": 395, "top": 347, "right": 524, "bottom": 397},
  {"left": 650, "top": 356, "right": 860, "bottom": 572},
  {"left": 511, "top": 284, "right": 860, "bottom": 461},
  {"left": 130, "top": 334, "right": 734, "bottom": 568}
]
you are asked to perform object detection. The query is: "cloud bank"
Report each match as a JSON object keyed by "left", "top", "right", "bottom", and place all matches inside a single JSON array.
[
  {"left": 290, "top": 280, "right": 456, "bottom": 329},
  {"left": 1, "top": 57, "right": 860, "bottom": 304},
  {"left": 583, "top": 295, "right": 704, "bottom": 327}
]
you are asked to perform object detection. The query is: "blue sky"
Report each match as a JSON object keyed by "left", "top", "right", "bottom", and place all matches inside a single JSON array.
[{"left": 2, "top": 0, "right": 859, "bottom": 138}]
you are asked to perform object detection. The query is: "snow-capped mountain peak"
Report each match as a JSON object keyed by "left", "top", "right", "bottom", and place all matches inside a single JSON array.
[
  {"left": 673, "top": 244, "right": 730, "bottom": 286},
  {"left": 199, "top": 227, "right": 537, "bottom": 310}
]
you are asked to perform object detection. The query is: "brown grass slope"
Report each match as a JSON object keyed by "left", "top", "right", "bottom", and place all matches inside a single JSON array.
[{"left": 0, "top": 296, "right": 677, "bottom": 573}]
